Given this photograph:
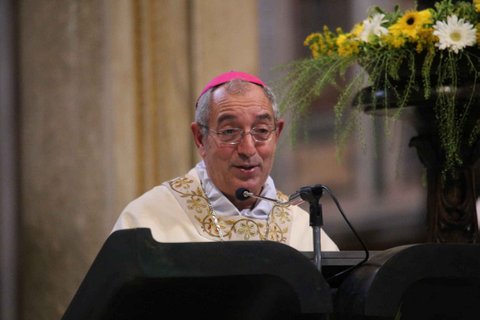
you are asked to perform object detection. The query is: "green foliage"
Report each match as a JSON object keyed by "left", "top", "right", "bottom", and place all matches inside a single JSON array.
[{"left": 277, "top": 0, "right": 480, "bottom": 175}]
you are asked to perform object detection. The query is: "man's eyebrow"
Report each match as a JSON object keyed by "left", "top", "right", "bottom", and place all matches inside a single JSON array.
[
  {"left": 256, "top": 113, "right": 274, "bottom": 122},
  {"left": 216, "top": 112, "right": 274, "bottom": 125},
  {"left": 216, "top": 114, "right": 237, "bottom": 125}
]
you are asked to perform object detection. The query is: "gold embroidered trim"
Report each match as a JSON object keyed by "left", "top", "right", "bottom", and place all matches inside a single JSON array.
[{"left": 166, "top": 175, "right": 293, "bottom": 243}]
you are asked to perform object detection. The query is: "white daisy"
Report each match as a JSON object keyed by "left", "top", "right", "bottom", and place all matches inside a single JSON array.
[
  {"left": 433, "top": 15, "right": 477, "bottom": 53},
  {"left": 359, "top": 13, "right": 389, "bottom": 42}
]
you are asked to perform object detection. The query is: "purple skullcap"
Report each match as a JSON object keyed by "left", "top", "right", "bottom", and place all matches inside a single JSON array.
[{"left": 196, "top": 71, "right": 266, "bottom": 108}]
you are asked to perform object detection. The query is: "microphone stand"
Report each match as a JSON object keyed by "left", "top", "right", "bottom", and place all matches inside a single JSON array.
[{"left": 297, "top": 185, "right": 324, "bottom": 272}]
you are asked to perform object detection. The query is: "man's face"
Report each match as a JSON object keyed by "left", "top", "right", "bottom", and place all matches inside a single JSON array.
[{"left": 192, "top": 83, "right": 284, "bottom": 210}]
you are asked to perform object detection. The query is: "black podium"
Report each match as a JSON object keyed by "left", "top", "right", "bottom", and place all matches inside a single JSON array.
[
  {"left": 62, "top": 229, "right": 332, "bottom": 320},
  {"left": 335, "top": 243, "right": 480, "bottom": 320},
  {"left": 63, "top": 229, "right": 480, "bottom": 319}
]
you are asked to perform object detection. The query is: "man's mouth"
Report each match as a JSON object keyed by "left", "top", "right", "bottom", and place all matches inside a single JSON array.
[{"left": 234, "top": 164, "right": 258, "bottom": 172}]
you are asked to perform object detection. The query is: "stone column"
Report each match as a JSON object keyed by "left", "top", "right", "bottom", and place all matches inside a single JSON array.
[{"left": 19, "top": 1, "right": 124, "bottom": 319}]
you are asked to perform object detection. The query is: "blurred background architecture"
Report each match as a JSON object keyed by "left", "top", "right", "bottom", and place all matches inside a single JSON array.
[{"left": 1, "top": 0, "right": 426, "bottom": 319}]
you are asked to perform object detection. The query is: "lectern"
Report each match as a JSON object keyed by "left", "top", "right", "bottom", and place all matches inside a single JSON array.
[
  {"left": 335, "top": 243, "right": 480, "bottom": 319},
  {"left": 62, "top": 228, "right": 332, "bottom": 320}
]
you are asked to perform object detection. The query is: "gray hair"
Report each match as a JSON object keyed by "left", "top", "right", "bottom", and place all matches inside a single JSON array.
[{"left": 195, "top": 79, "right": 279, "bottom": 130}]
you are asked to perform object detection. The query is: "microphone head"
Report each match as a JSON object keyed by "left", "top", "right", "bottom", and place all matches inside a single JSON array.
[{"left": 235, "top": 188, "right": 251, "bottom": 201}]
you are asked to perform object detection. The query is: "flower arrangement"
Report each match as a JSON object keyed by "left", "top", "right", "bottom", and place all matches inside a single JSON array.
[{"left": 280, "top": 0, "right": 480, "bottom": 174}]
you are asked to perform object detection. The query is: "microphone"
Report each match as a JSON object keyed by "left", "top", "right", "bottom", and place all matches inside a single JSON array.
[
  {"left": 235, "top": 188, "right": 305, "bottom": 205},
  {"left": 235, "top": 188, "right": 252, "bottom": 201}
]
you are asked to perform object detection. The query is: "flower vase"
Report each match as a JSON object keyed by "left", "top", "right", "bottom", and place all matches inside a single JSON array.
[{"left": 356, "top": 82, "right": 480, "bottom": 243}]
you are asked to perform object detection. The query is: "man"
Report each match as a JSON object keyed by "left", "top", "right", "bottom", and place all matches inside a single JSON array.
[{"left": 113, "top": 71, "right": 338, "bottom": 251}]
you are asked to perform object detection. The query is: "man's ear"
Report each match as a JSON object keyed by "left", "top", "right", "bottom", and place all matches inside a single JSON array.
[
  {"left": 191, "top": 122, "right": 206, "bottom": 154},
  {"left": 275, "top": 119, "right": 285, "bottom": 138}
]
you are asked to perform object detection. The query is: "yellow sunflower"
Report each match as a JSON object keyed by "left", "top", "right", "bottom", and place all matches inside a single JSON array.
[{"left": 389, "top": 9, "right": 433, "bottom": 40}]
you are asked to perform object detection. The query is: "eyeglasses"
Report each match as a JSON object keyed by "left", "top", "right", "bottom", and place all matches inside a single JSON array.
[{"left": 199, "top": 124, "right": 277, "bottom": 145}]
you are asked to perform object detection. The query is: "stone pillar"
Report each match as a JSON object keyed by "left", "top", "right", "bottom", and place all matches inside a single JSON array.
[
  {"left": 19, "top": 1, "right": 123, "bottom": 319},
  {"left": 17, "top": 0, "right": 259, "bottom": 319}
]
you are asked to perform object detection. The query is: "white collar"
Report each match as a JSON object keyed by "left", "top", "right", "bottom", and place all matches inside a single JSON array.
[{"left": 195, "top": 161, "right": 276, "bottom": 219}]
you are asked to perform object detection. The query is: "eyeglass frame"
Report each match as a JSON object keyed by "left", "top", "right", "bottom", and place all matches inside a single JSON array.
[{"left": 198, "top": 123, "right": 278, "bottom": 145}]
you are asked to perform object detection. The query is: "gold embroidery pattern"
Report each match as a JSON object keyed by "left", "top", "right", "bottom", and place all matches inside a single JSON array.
[
  {"left": 167, "top": 176, "right": 292, "bottom": 243},
  {"left": 266, "top": 205, "right": 290, "bottom": 242}
]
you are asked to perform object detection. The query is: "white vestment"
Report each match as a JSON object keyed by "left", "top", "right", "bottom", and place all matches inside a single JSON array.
[{"left": 113, "top": 167, "right": 338, "bottom": 252}]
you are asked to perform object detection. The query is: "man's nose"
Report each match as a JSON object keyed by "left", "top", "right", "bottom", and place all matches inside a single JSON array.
[{"left": 236, "top": 132, "right": 257, "bottom": 157}]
